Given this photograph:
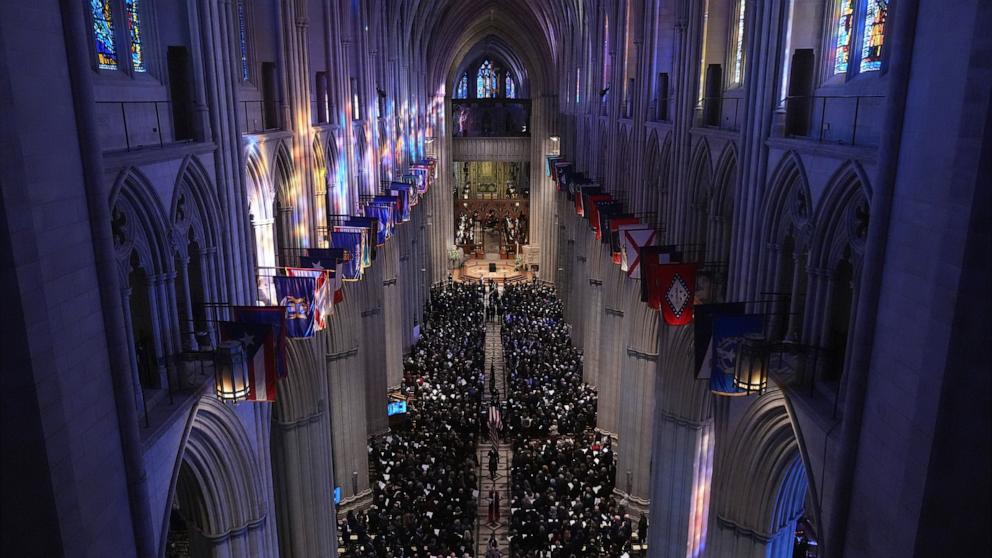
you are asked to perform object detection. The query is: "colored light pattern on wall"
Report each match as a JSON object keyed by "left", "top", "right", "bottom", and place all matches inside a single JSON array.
[
  {"left": 506, "top": 73, "right": 516, "bottom": 99},
  {"left": 91, "top": 0, "right": 118, "bottom": 70},
  {"left": 859, "top": 0, "right": 887, "bottom": 72},
  {"left": 125, "top": 0, "right": 145, "bottom": 72},
  {"left": 834, "top": 0, "right": 855, "bottom": 75},
  {"left": 456, "top": 74, "right": 469, "bottom": 99},
  {"left": 686, "top": 422, "right": 715, "bottom": 558},
  {"left": 575, "top": 67, "right": 581, "bottom": 104}
]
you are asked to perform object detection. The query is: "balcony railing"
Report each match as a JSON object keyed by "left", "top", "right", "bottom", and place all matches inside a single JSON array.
[
  {"left": 698, "top": 96, "right": 742, "bottom": 131},
  {"left": 241, "top": 99, "right": 281, "bottom": 134},
  {"left": 96, "top": 100, "right": 195, "bottom": 152},
  {"left": 783, "top": 94, "right": 885, "bottom": 147}
]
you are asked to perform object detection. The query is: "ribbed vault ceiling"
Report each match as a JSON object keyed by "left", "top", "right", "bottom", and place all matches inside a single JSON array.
[{"left": 396, "top": 0, "right": 582, "bottom": 96}]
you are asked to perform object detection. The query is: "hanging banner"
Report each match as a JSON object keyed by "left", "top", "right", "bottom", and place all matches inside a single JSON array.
[
  {"left": 364, "top": 203, "right": 392, "bottom": 245},
  {"left": 640, "top": 245, "right": 683, "bottom": 304},
  {"left": 401, "top": 175, "right": 421, "bottom": 206},
  {"left": 372, "top": 196, "right": 399, "bottom": 237},
  {"left": 274, "top": 275, "right": 317, "bottom": 338},
  {"left": 333, "top": 225, "right": 371, "bottom": 270},
  {"left": 574, "top": 184, "right": 603, "bottom": 216},
  {"left": 595, "top": 202, "right": 625, "bottom": 241},
  {"left": 231, "top": 306, "right": 288, "bottom": 379},
  {"left": 608, "top": 216, "right": 641, "bottom": 263},
  {"left": 653, "top": 263, "right": 698, "bottom": 325},
  {"left": 710, "top": 313, "right": 764, "bottom": 395},
  {"left": 286, "top": 267, "right": 332, "bottom": 328},
  {"left": 693, "top": 302, "right": 747, "bottom": 379},
  {"left": 622, "top": 228, "right": 659, "bottom": 277},
  {"left": 330, "top": 230, "right": 364, "bottom": 280},
  {"left": 344, "top": 217, "right": 379, "bottom": 263},
  {"left": 388, "top": 182, "right": 412, "bottom": 222}
]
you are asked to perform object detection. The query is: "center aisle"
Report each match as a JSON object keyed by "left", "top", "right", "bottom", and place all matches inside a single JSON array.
[{"left": 476, "top": 320, "right": 511, "bottom": 557}]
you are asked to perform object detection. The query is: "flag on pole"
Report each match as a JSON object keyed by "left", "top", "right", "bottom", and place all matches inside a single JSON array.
[
  {"left": 303, "top": 248, "right": 345, "bottom": 304},
  {"left": 274, "top": 275, "right": 317, "bottom": 337},
  {"left": 622, "top": 228, "right": 658, "bottom": 277},
  {"left": 231, "top": 306, "right": 288, "bottom": 379},
  {"left": 594, "top": 201, "right": 624, "bottom": 241},
  {"left": 219, "top": 320, "right": 278, "bottom": 401},
  {"left": 330, "top": 230, "right": 363, "bottom": 280},
  {"left": 608, "top": 216, "right": 640, "bottom": 259},
  {"left": 286, "top": 267, "right": 331, "bottom": 328},
  {"left": 640, "top": 245, "right": 683, "bottom": 304},
  {"left": 649, "top": 262, "right": 698, "bottom": 325},
  {"left": 693, "top": 303, "right": 747, "bottom": 379},
  {"left": 388, "top": 182, "right": 412, "bottom": 222}
]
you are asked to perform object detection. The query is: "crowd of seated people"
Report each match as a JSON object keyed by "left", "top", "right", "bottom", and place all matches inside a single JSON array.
[
  {"left": 502, "top": 281, "right": 637, "bottom": 556},
  {"left": 339, "top": 281, "right": 486, "bottom": 557}
]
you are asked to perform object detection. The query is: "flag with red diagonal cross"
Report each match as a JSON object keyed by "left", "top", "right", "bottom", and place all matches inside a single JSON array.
[{"left": 622, "top": 228, "right": 657, "bottom": 278}]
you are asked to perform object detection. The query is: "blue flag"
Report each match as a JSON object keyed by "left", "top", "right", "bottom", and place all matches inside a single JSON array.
[
  {"left": 330, "top": 230, "right": 363, "bottom": 280},
  {"left": 274, "top": 276, "right": 316, "bottom": 338},
  {"left": 710, "top": 313, "right": 763, "bottom": 395}
]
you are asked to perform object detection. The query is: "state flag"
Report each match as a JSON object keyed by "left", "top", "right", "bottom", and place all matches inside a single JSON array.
[
  {"left": 622, "top": 228, "right": 658, "bottom": 277},
  {"left": 274, "top": 275, "right": 317, "bottom": 337},
  {"left": 651, "top": 262, "right": 697, "bottom": 325},
  {"left": 231, "top": 306, "right": 288, "bottom": 379}
]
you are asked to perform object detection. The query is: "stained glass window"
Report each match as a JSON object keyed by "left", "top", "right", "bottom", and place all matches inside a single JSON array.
[
  {"left": 833, "top": 0, "right": 855, "bottom": 74},
  {"left": 125, "top": 0, "right": 145, "bottom": 72},
  {"left": 91, "top": 0, "right": 118, "bottom": 70},
  {"left": 237, "top": 1, "right": 250, "bottom": 81},
  {"left": 732, "top": 0, "right": 746, "bottom": 84},
  {"left": 476, "top": 60, "right": 497, "bottom": 98},
  {"left": 505, "top": 73, "right": 516, "bottom": 99},
  {"left": 859, "top": 0, "right": 887, "bottom": 72},
  {"left": 456, "top": 74, "right": 468, "bottom": 99}
]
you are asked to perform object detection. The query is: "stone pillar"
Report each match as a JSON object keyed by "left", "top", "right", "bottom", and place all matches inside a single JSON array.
[{"left": 271, "top": 333, "right": 337, "bottom": 557}]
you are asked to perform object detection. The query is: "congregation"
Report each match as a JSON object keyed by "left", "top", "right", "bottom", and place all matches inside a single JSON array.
[
  {"left": 339, "top": 281, "right": 486, "bottom": 557},
  {"left": 338, "top": 280, "right": 637, "bottom": 556},
  {"left": 501, "top": 283, "right": 637, "bottom": 556}
]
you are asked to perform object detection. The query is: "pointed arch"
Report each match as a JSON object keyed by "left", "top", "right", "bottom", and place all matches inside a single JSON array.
[
  {"left": 685, "top": 139, "right": 714, "bottom": 252},
  {"left": 172, "top": 156, "right": 222, "bottom": 254},
  {"left": 761, "top": 151, "right": 813, "bottom": 248},
  {"left": 810, "top": 161, "right": 872, "bottom": 274},
  {"left": 109, "top": 167, "right": 172, "bottom": 279},
  {"left": 758, "top": 151, "right": 813, "bottom": 339},
  {"left": 165, "top": 398, "right": 269, "bottom": 553},
  {"left": 706, "top": 144, "right": 739, "bottom": 293},
  {"left": 709, "top": 389, "right": 810, "bottom": 556},
  {"left": 271, "top": 141, "right": 296, "bottom": 207}
]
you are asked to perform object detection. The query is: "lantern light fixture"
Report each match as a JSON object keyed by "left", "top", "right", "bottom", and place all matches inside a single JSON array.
[
  {"left": 214, "top": 340, "right": 250, "bottom": 402},
  {"left": 733, "top": 334, "right": 770, "bottom": 395}
]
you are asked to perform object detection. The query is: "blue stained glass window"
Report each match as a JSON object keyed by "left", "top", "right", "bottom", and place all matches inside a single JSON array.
[
  {"left": 859, "top": 0, "right": 887, "bottom": 72},
  {"left": 505, "top": 72, "right": 516, "bottom": 99},
  {"left": 91, "top": 0, "right": 118, "bottom": 70},
  {"left": 476, "top": 60, "right": 497, "bottom": 98},
  {"left": 834, "top": 0, "right": 855, "bottom": 74},
  {"left": 456, "top": 74, "right": 468, "bottom": 98},
  {"left": 237, "top": 1, "right": 250, "bottom": 81},
  {"left": 125, "top": 0, "right": 145, "bottom": 72}
]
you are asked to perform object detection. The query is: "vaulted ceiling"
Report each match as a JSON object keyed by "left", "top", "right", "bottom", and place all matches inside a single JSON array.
[{"left": 394, "top": 0, "right": 584, "bottom": 96}]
